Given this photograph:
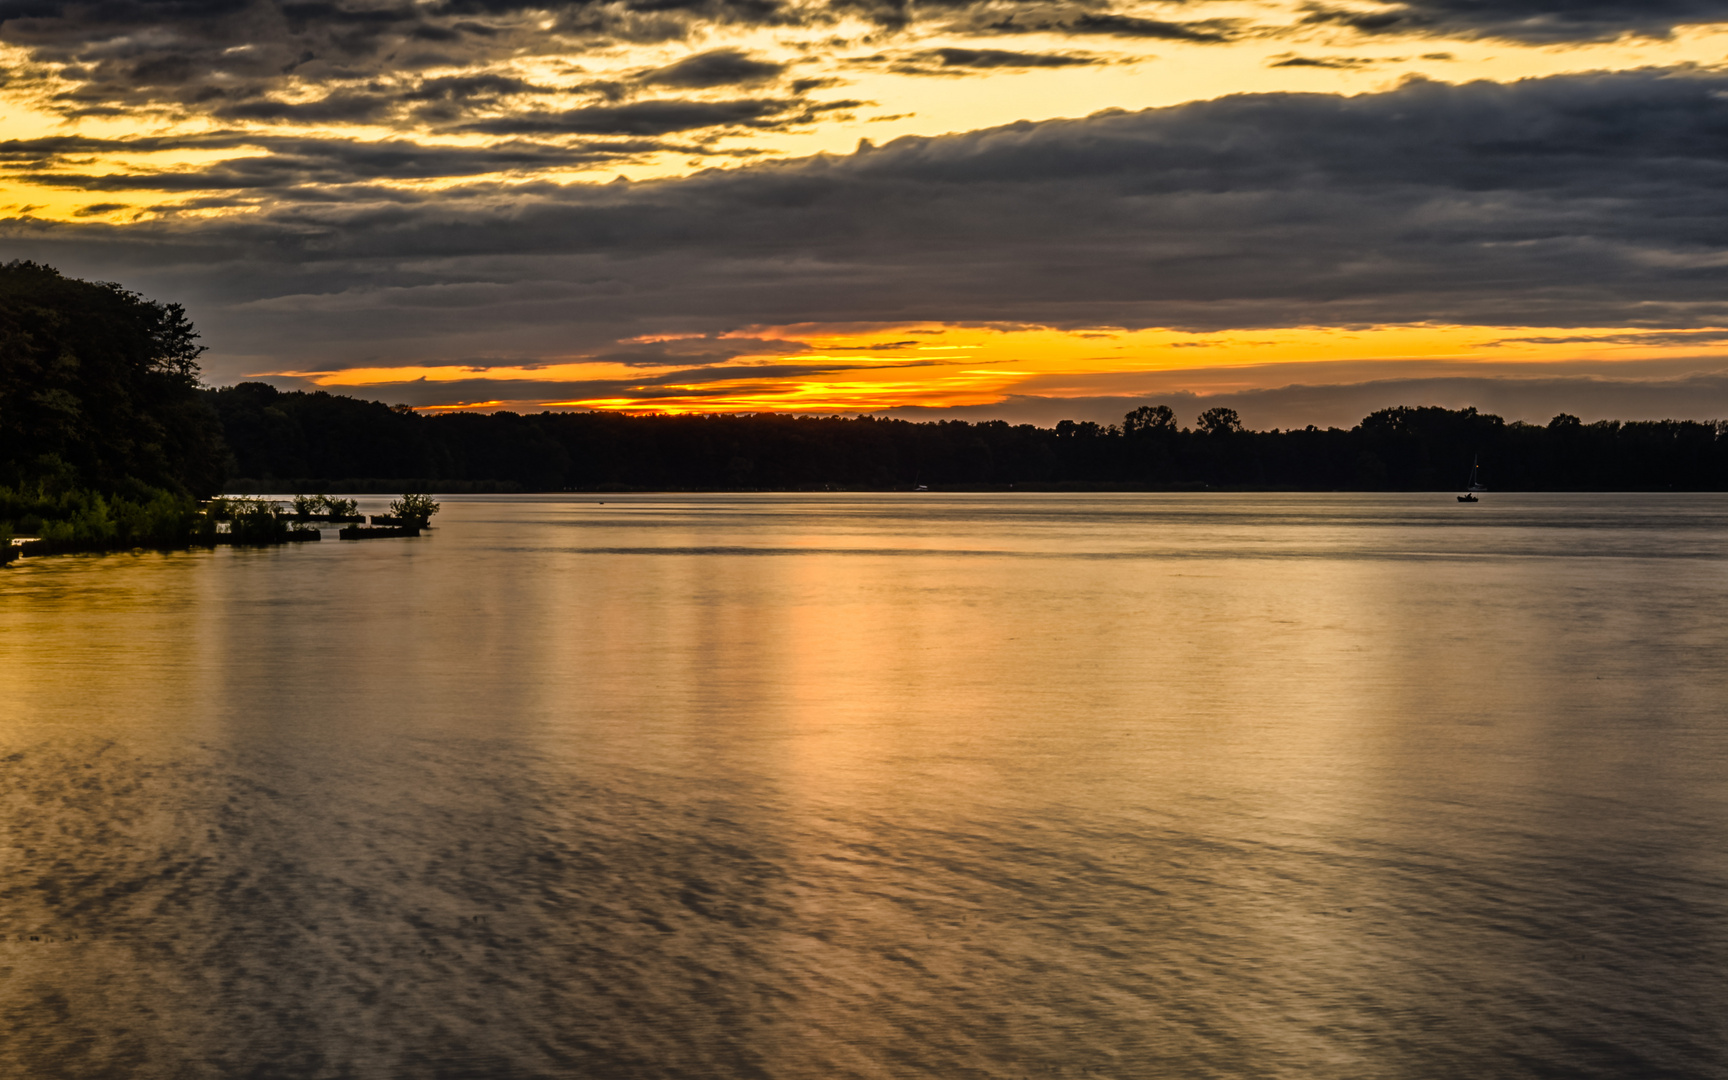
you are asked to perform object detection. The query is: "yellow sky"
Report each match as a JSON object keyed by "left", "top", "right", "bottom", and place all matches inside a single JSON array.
[{"left": 271, "top": 322, "right": 1728, "bottom": 414}]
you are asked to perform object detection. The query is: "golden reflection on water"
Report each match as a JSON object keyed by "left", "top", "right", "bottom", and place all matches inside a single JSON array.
[{"left": 4, "top": 494, "right": 1728, "bottom": 1078}]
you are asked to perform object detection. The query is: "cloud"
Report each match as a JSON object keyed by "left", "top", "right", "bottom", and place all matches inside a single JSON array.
[
  {"left": 11, "top": 67, "right": 1728, "bottom": 389},
  {"left": 458, "top": 96, "right": 856, "bottom": 136},
  {"left": 1486, "top": 329, "right": 1728, "bottom": 347},
  {"left": 0, "top": 133, "right": 663, "bottom": 192},
  {"left": 0, "top": 0, "right": 437, "bottom": 117},
  {"left": 635, "top": 48, "right": 787, "bottom": 88},
  {"left": 877, "top": 368, "right": 1728, "bottom": 429},
  {"left": 7, "top": 0, "right": 1725, "bottom": 139},
  {"left": 214, "top": 91, "right": 402, "bottom": 124},
  {"left": 263, "top": 353, "right": 948, "bottom": 406},
  {"left": 257, "top": 365, "right": 1728, "bottom": 424},
  {"left": 870, "top": 47, "right": 1109, "bottom": 74},
  {"left": 404, "top": 72, "right": 545, "bottom": 101},
  {"left": 967, "top": 10, "right": 1239, "bottom": 40},
  {"left": 0, "top": 0, "right": 1243, "bottom": 124},
  {"left": 1267, "top": 54, "right": 1384, "bottom": 69},
  {"left": 1297, "top": 0, "right": 1728, "bottom": 43}
]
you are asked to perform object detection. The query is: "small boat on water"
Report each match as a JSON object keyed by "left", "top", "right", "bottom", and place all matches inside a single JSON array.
[{"left": 1458, "top": 455, "right": 1487, "bottom": 502}]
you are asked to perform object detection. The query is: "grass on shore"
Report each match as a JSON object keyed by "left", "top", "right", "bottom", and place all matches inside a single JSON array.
[
  {"left": 0, "top": 487, "right": 316, "bottom": 558},
  {"left": 1, "top": 485, "right": 208, "bottom": 549}
]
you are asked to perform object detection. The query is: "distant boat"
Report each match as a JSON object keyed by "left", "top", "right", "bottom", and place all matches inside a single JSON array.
[{"left": 1457, "top": 455, "right": 1486, "bottom": 502}]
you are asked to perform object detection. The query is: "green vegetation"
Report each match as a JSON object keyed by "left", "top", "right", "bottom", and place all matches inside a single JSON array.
[
  {"left": 207, "top": 496, "right": 300, "bottom": 544},
  {"left": 291, "top": 493, "right": 360, "bottom": 518},
  {"left": 0, "top": 261, "right": 227, "bottom": 498},
  {"left": 0, "top": 261, "right": 230, "bottom": 557},
  {"left": 0, "top": 485, "right": 209, "bottom": 551},
  {"left": 388, "top": 493, "right": 439, "bottom": 528}
]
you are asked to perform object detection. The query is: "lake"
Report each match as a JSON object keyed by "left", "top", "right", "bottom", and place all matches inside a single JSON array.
[{"left": 3, "top": 493, "right": 1727, "bottom": 1079}]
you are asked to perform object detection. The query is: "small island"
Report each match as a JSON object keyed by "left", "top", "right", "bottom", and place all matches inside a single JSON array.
[{"left": 339, "top": 495, "right": 440, "bottom": 539}]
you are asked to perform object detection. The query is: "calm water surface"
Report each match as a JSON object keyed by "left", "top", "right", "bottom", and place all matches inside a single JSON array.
[{"left": 3, "top": 493, "right": 1727, "bottom": 1079}]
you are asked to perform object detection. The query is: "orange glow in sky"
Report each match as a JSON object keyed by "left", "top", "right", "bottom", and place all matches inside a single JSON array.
[{"left": 267, "top": 322, "right": 1728, "bottom": 415}]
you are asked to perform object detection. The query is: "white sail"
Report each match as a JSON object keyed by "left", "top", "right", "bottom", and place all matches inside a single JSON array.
[{"left": 1466, "top": 455, "right": 1487, "bottom": 492}]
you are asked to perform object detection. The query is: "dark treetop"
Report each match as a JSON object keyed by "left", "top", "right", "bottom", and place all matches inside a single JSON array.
[
  {"left": 0, "top": 261, "right": 227, "bottom": 500},
  {"left": 208, "top": 385, "right": 1728, "bottom": 493}
]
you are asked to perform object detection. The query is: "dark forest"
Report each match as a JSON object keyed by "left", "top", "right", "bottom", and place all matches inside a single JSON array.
[{"left": 208, "top": 383, "right": 1728, "bottom": 493}]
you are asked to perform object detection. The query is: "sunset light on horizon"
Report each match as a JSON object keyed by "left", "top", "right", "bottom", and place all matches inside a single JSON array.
[
  {"left": 258, "top": 321, "right": 1728, "bottom": 424},
  {"left": 7, "top": 0, "right": 1728, "bottom": 423}
]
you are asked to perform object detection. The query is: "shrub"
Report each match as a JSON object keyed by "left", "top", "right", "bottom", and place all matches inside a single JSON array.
[
  {"left": 389, "top": 493, "right": 440, "bottom": 528},
  {"left": 1, "top": 482, "right": 202, "bottom": 548},
  {"left": 226, "top": 496, "right": 288, "bottom": 543},
  {"left": 289, "top": 493, "right": 360, "bottom": 517}
]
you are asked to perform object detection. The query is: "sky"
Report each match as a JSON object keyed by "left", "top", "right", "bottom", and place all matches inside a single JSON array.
[{"left": 5, "top": 0, "right": 1728, "bottom": 427}]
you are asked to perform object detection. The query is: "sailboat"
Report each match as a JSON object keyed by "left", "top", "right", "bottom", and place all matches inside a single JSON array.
[{"left": 1457, "top": 455, "right": 1487, "bottom": 502}]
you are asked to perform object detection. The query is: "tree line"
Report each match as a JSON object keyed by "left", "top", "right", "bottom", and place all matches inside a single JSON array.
[
  {"left": 7, "top": 261, "right": 1728, "bottom": 534},
  {"left": 208, "top": 384, "right": 1728, "bottom": 492}
]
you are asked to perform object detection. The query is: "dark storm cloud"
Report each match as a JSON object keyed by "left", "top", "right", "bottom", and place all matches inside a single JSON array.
[
  {"left": 13, "top": 67, "right": 1728, "bottom": 381},
  {"left": 0, "top": 0, "right": 831, "bottom": 133},
  {"left": 402, "top": 72, "right": 552, "bottom": 119},
  {"left": 870, "top": 47, "right": 1107, "bottom": 73},
  {"left": 215, "top": 91, "right": 401, "bottom": 123},
  {"left": 555, "top": 335, "right": 813, "bottom": 366},
  {"left": 0, "top": 0, "right": 1243, "bottom": 121},
  {"left": 0, "top": 0, "right": 523, "bottom": 118},
  {"left": 0, "top": 133, "right": 652, "bottom": 190},
  {"left": 1487, "top": 329, "right": 1728, "bottom": 346},
  {"left": 967, "top": 10, "right": 1238, "bottom": 40},
  {"left": 6, "top": 0, "right": 1728, "bottom": 127},
  {"left": 458, "top": 97, "right": 835, "bottom": 136},
  {"left": 446, "top": 0, "right": 787, "bottom": 21},
  {"left": 0, "top": 0, "right": 253, "bottom": 20},
  {"left": 1298, "top": 0, "right": 1728, "bottom": 43},
  {"left": 274, "top": 356, "right": 943, "bottom": 406},
  {"left": 1268, "top": 54, "right": 1382, "bottom": 69},
  {"left": 404, "top": 73, "right": 544, "bottom": 100},
  {"left": 635, "top": 48, "right": 787, "bottom": 88}
]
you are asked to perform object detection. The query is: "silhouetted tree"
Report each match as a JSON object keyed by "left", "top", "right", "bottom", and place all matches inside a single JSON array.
[
  {"left": 1196, "top": 407, "right": 1243, "bottom": 436},
  {"left": 1124, "top": 404, "right": 1177, "bottom": 435},
  {"left": 0, "top": 261, "right": 228, "bottom": 498}
]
